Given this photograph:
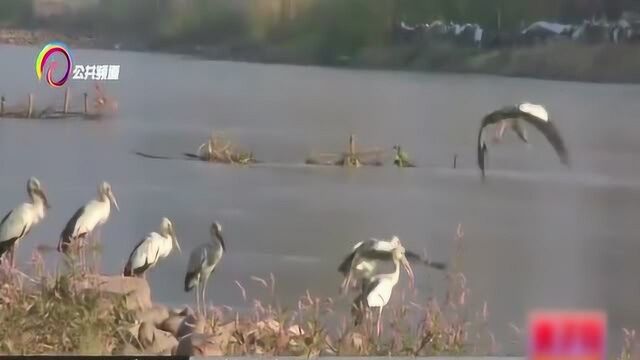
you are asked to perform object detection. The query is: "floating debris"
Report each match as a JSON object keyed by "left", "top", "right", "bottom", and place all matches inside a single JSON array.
[
  {"left": 392, "top": 145, "right": 416, "bottom": 168},
  {"left": 306, "top": 134, "right": 384, "bottom": 167},
  {"left": 186, "top": 132, "right": 257, "bottom": 165}
]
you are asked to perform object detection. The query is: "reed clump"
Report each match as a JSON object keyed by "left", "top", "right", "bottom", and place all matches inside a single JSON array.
[
  {"left": 195, "top": 132, "right": 257, "bottom": 165},
  {"left": 306, "top": 134, "right": 384, "bottom": 167}
]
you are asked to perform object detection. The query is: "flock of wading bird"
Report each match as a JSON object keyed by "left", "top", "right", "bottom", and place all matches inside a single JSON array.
[{"left": 0, "top": 101, "right": 570, "bottom": 335}]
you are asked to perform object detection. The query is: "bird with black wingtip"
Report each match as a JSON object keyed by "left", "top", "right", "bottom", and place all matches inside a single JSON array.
[
  {"left": 0, "top": 177, "right": 50, "bottom": 268},
  {"left": 477, "top": 102, "right": 570, "bottom": 180}
]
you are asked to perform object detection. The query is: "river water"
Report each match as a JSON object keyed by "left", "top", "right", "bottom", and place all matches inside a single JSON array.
[{"left": 2, "top": 44, "right": 640, "bottom": 354}]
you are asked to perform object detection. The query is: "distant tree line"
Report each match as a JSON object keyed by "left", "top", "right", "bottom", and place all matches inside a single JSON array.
[{"left": 1, "top": 0, "right": 640, "bottom": 60}]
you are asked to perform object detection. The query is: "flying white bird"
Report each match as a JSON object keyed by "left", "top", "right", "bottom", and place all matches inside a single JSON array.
[
  {"left": 339, "top": 236, "right": 444, "bottom": 294},
  {"left": 58, "top": 181, "right": 119, "bottom": 256},
  {"left": 184, "top": 221, "right": 225, "bottom": 317},
  {"left": 0, "top": 177, "right": 50, "bottom": 268},
  {"left": 123, "top": 217, "right": 181, "bottom": 278},
  {"left": 477, "top": 102, "right": 569, "bottom": 179},
  {"left": 352, "top": 244, "right": 409, "bottom": 337}
]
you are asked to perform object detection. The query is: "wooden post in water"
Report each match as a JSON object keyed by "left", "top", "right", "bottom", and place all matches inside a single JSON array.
[
  {"left": 83, "top": 92, "right": 88, "bottom": 114},
  {"left": 27, "top": 93, "right": 33, "bottom": 118},
  {"left": 63, "top": 87, "right": 70, "bottom": 114},
  {"left": 0, "top": 96, "right": 4, "bottom": 117},
  {"left": 453, "top": 154, "right": 458, "bottom": 169}
]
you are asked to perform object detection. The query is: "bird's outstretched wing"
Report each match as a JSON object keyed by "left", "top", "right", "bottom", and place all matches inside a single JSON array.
[
  {"left": 520, "top": 113, "right": 570, "bottom": 167},
  {"left": 337, "top": 251, "right": 356, "bottom": 276},
  {"left": 405, "top": 250, "right": 448, "bottom": 270},
  {"left": 476, "top": 104, "right": 569, "bottom": 179}
]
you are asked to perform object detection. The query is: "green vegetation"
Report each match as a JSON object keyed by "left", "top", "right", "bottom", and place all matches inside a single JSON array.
[
  {"left": 1, "top": 0, "right": 640, "bottom": 81},
  {"left": 3, "top": 0, "right": 640, "bottom": 56},
  {"left": 0, "top": 0, "right": 32, "bottom": 26}
]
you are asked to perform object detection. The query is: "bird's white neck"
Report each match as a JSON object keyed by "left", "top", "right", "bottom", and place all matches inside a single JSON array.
[
  {"left": 29, "top": 193, "right": 46, "bottom": 221},
  {"left": 99, "top": 192, "right": 110, "bottom": 204},
  {"left": 390, "top": 257, "right": 402, "bottom": 282},
  {"left": 162, "top": 232, "right": 173, "bottom": 247},
  {"left": 30, "top": 192, "right": 44, "bottom": 205}
]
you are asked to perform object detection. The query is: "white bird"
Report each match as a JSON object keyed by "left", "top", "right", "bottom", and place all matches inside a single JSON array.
[
  {"left": 477, "top": 102, "right": 570, "bottom": 180},
  {"left": 351, "top": 244, "right": 409, "bottom": 337},
  {"left": 123, "top": 217, "right": 181, "bottom": 278},
  {"left": 0, "top": 177, "right": 50, "bottom": 268},
  {"left": 338, "top": 236, "right": 444, "bottom": 294},
  {"left": 58, "top": 181, "right": 119, "bottom": 255},
  {"left": 184, "top": 221, "right": 225, "bottom": 317}
]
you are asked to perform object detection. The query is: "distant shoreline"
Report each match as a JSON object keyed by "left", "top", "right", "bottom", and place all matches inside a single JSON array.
[{"left": 3, "top": 27, "right": 640, "bottom": 84}]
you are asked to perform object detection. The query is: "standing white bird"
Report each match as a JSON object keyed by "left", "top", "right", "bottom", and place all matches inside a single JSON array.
[
  {"left": 0, "top": 177, "right": 50, "bottom": 268},
  {"left": 339, "top": 236, "right": 443, "bottom": 294},
  {"left": 184, "top": 221, "right": 225, "bottom": 317},
  {"left": 123, "top": 217, "right": 181, "bottom": 278},
  {"left": 477, "top": 102, "right": 570, "bottom": 180},
  {"left": 352, "top": 244, "right": 409, "bottom": 337},
  {"left": 58, "top": 181, "right": 119, "bottom": 256}
]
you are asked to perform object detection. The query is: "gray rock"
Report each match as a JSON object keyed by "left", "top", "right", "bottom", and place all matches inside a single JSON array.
[{"left": 136, "top": 304, "right": 170, "bottom": 327}]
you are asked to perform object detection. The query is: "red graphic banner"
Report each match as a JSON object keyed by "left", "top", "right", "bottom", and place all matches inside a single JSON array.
[{"left": 528, "top": 310, "right": 606, "bottom": 360}]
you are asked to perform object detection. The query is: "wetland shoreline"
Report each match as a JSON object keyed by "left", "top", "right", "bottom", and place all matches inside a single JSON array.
[{"left": 2, "top": 27, "right": 640, "bottom": 84}]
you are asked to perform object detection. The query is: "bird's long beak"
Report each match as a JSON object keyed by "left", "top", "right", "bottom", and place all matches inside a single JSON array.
[
  {"left": 172, "top": 228, "right": 182, "bottom": 254},
  {"left": 400, "top": 256, "right": 415, "bottom": 289},
  {"left": 109, "top": 191, "right": 120, "bottom": 211}
]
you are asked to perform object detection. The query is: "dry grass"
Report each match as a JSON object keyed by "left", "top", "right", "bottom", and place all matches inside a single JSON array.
[
  {"left": 0, "top": 226, "right": 637, "bottom": 356},
  {"left": 306, "top": 135, "right": 384, "bottom": 167},
  {"left": 195, "top": 132, "right": 257, "bottom": 165},
  {"left": 192, "top": 224, "right": 496, "bottom": 356},
  {"left": 619, "top": 328, "right": 638, "bottom": 360},
  {"left": 0, "top": 253, "right": 136, "bottom": 355}
]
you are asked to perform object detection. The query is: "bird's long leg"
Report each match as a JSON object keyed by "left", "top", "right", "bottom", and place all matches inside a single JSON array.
[
  {"left": 10, "top": 245, "right": 16, "bottom": 269},
  {"left": 195, "top": 281, "right": 201, "bottom": 317},
  {"left": 76, "top": 237, "right": 84, "bottom": 272},
  {"left": 376, "top": 306, "right": 383, "bottom": 338},
  {"left": 81, "top": 235, "right": 89, "bottom": 273},
  {"left": 94, "top": 227, "right": 102, "bottom": 252},
  {"left": 92, "top": 228, "right": 100, "bottom": 273},
  {"left": 201, "top": 276, "right": 209, "bottom": 319}
]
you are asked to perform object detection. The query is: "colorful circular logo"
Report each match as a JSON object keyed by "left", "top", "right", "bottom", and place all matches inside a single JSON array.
[{"left": 35, "top": 42, "right": 73, "bottom": 88}]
